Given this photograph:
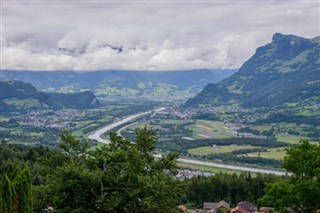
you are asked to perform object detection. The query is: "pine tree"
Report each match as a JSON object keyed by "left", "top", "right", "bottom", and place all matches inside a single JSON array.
[
  {"left": 0, "top": 162, "right": 33, "bottom": 213},
  {"left": 0, "top": 174, "right": 13, "bottom": 213}
]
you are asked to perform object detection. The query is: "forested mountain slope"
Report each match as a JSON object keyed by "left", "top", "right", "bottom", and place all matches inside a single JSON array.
[
  {"left": 185, "top": 33, "right": 320, "bottom": 108},
  {"left": 0, "top": 80, "right": 99, "bottom": 112}
]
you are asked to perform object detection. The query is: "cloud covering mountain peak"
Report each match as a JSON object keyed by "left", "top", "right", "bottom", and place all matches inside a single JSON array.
[{"left": 2, "top": 1, "right": 319, "bottom": 71}]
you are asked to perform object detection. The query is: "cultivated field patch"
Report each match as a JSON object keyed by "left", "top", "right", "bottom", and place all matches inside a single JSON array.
[
  {"left": 188, "top": 120, "right": 232, "bottom": 139},
  {"left": 188, "top": 145, "right": 255, "bottom": 156},
  {"left": 243, "top": 148, "right": 286, "bottom": 160}
]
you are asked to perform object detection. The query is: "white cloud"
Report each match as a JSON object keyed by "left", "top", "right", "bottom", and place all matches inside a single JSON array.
[{"left": 1, "top": 1, "right": 319, "bottom": 71}]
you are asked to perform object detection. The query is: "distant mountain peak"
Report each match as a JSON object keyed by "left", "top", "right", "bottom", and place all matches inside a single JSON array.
[
  {"left": 185, "top": 33, "right": 320, "bottom": 108},
  {"left": 312, "top": 35, "right": 320, "bottom": 43},
  {"left": 272, "top": 33, "right": 301, "bottom": 43}
]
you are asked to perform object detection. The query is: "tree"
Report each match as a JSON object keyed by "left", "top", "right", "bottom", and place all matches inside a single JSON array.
[
  {"left": 0, "top": 162, "right": 33, "bottom": 213},
  {"left": 91, "top": 127, "right": 182, "bottom": 212},
  {"left": 59, "top": 131, "right": 89, "bottom": 165},
  {"left": 259, "top": 139, "right": 320, "bottom": 212},
  {"left": 282, "top": 139, "right": 320, "bottom": 180},
  {"left": 40, "top": 127, "right": 182, "bottom": 212}
]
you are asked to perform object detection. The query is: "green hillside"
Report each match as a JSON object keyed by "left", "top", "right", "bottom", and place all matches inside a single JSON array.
[
  {"left": 185, "top": 33, "right": 320, "bottom": 108},
  {"left": 0, "top": 81, "right": 99, "bottom": 112}
]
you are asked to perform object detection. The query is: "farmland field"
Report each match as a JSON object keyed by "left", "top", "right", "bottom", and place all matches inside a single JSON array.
[
  {"left": 125, "top": 121, "right": 150, "bottom": 130},
  {"left": 125, "top": 119, "right": 194, "bottom": 133},
  {"left": 252, "top": 125, "right": 272, "bottom": 132},
  {"left": 187, "top": 120, "right": 232, "bottom": 139},
  {"left": 178, "top": 162, "right": 243, "bottom": 175},
  {"left": 188, "top": 145, "right": 255, "bottom": 156},
  {"left": 276, "top": 133, "right": 306, "bottom": 144},
  {"left": 244, "top": 148, "right": 286, "bottom": 160}
]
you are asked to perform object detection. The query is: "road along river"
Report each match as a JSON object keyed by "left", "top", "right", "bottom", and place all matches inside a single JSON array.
[{"left": 88, "top": 108, "right": 289, "bottom": 176}]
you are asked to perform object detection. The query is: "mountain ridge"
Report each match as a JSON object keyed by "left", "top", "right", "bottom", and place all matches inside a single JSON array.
[
  {"left": 0, "top": 80, "right": 100, "bottom": 112},
  {"left": 185, "top": 33, "right": 320, "bottom": 108},
  {"left": 0, "top": 69, "right": 236, "bottom": 100}
]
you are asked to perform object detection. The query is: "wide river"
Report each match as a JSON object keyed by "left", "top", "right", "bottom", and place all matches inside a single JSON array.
[{"left": 88, "top": 108, "right": 288, "bottom": 176}]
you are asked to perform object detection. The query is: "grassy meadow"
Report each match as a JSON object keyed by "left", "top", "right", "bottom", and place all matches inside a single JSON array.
[
  {"left": 187, "top": 120, "right": 232, "bottom": 139},
  {"left": 188, "top": 145, "right": 254, "bottom": 156}
]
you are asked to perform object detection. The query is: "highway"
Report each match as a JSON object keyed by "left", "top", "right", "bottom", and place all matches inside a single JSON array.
[
  {"left": 88, "top": 108, "right": 288, "bottom": 176},
  {"left": 177, "top": 158, "right": 288, "bottom": 176},
  {"left": 88, "top": 107, "right": 166, "bottom": 144}
]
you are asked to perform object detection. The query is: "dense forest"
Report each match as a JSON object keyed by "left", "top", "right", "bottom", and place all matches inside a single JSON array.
[{"left": 0, "top": 129, "right": 319, "bottom": 212}]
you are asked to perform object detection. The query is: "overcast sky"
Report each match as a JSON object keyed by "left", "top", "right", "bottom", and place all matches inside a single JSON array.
[{"left": 1, "top": 1, "right": 319, "bottom": 71}]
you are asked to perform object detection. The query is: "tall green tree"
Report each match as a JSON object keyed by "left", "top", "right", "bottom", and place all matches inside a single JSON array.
[
  {"left": 91, "top": 127, "right": 181, "bottom": 212},
  {"left": 0, "top": 162, "right": 33, "bottom": 213},
  {"left": 59, "top": 131, "right": 89, "bottom": 165},
  {"left": 40, "top": 127, "right": 182, "bottom": 213},
  {"left": 259, "top": 139, "right": 320, "bottom": 212}
]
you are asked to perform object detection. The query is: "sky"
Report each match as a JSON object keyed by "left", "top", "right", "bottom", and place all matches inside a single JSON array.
[{"left": 1, "top": 0, "right": 320, "bottom": 71}]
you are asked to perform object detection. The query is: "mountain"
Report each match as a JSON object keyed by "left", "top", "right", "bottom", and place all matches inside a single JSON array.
[
  {"left": 185, "top": 33, "right": 320, "bottom": 108},
  {"left": 0, "top": 80, "right": 99, "bottom": 112},
  {"left": 0, "top": 69, "right": 236, "bottom": 100}
]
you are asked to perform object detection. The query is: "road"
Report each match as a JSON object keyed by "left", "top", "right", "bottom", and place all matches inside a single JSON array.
[
  {"left": 88, "top": 107, "right": 166, "bottom": 144},
  {"left": 177, "top": 158, "right": 288, "bottom": 176},
  {"left": 88, "top": 108, "right": 288, "bottom": 176}
]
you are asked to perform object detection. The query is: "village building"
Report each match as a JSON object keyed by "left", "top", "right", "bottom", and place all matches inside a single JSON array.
[
  {"left": 258, "top": 207, "right": 275, "bottom": 213},
  {"left": 231, "top": 201, "right": 257, "bottom": 213},
  {"left": 177, "top": 204, "right": 188, "bottom": 213},
  {"left": 231, "top": 206, "right": 250, "bottom": 213},
  {"left": 199, "top": 201, "right": 230, "bottom": 213}
]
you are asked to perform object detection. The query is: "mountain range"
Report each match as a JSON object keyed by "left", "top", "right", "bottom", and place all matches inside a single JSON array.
[
  {"left": 0, "top": 81, "right": 99, "bottom": 112},
  {"left": 2, "top": 33, "right": 318, "bottom": 109},
  {"left": 0, "top": 69, "right": 236, "bottom": 100},
  {"left": 185, "top": 33, "right": 320, "bottom": 108}
]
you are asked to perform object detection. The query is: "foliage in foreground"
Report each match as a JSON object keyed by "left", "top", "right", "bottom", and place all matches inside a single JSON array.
[
  {"left": 35, "top": 127, "right": 182, "bottom": 213},
  {"left": 1, "top": 131, "right": 320, "bottom": 212},
  {"left": 259, "top": 139, "right": 320, "bottom": 212},
  {"left": 0, "top": 161, "right": 32, "bottom": 213},
  {"left": 183, "top": 172, "right": 282, "bottom": 208}
]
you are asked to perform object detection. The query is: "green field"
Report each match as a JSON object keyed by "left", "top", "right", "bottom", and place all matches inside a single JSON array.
[
  {"left": 74, "top": 120, "right": 95, "bottom": 129},
  {"left": 0, "top": 127, "right": 24, "bottom": 135},
  {"left": 72, "top": 116, "right": 113, "bottom": 138},
  {"left": 178, "top": 162, "right": 243, "bottom": 175},
  {"left": 188, "top": 120, "right": 232, "bottom": 139},
  {"left": 127, "top": 119, "right": 193, "bottom": 131},
  {"left": 244, "top": 148, "right": 286, "bottom": 160},
  {"left": 252, "top": 125, "right": 272, "bottom": 132},
  {"left": 188, "top": 145, "right": 254, "bottom": 156},
  {"left": 296, "top": 106, "right": 320, "bottom": 116},
  {"left": 276, "top": 133, "right": 306, "bottom": 144},
  {"left": 0, "top": 117, "right": 10, "bottom": 122},
  {"left": 29, "top": 132, "right": 44, "bottom": 137},
  {"left": 125, "top": 119, "right": 233, "bottom": 140},
  {"left": 126, "top": 121, "right": 150, "bottom": 130},
  {"left": 157, "top": 119, "right": 192, "bottom": 125}
]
